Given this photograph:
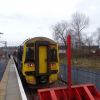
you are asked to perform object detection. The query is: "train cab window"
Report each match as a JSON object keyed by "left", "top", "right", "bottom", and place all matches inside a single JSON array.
[
  {"left": 25, "top": 47, "right": 35, "bottom": 62},
  {"left": 50, "top": 48, "right": 57, "bottom": 62}
]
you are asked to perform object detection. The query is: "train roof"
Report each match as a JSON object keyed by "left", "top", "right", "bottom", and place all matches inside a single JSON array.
[{"left": 21, "top": 37, "right": 57, "bottom": 46}]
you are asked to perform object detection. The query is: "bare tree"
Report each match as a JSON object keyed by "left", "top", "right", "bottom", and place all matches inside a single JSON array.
[
  {"left": 96, "top": 28, "right": 100, "bottom": 47},
  {"left": 82, "top": 34, "right": 93, "bottom": 48},
  {"left": 71, "top": 12, "right": 89, "bottom": 48},
  {"left": 52, "top": 21, "right": 70, "bottom": 47}
]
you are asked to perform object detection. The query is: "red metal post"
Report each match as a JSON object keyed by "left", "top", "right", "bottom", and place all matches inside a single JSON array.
[{"left": 66, "top": 34, "right": 72, "bottom": 100}]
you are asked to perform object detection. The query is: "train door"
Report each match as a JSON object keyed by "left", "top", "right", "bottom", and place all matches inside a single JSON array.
[
  {"left": 39, "top": 46, "right": 47, "bottom": 74},
  {"left": 35, "top": 41, "right": 50, "bottom": 77}
]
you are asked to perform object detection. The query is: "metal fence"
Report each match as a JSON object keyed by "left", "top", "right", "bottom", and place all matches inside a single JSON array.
[{"left": 59, "top": 64, "right": 100, "bottom": 91}]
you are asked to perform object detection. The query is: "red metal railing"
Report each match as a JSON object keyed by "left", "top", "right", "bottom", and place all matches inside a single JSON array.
[{"left": 38, "top": 34, "right": 100, "bottom": 100}]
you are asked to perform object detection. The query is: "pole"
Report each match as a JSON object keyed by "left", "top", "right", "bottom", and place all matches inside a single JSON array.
[
  {"left": 5, "top": 41, "right": 7, "bottom": 60},
  {"left": 66, "top": 34, "right": 72, "bottom": 100}
]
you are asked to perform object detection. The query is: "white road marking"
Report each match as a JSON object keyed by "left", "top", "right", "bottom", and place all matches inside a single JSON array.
[{"left": 12, "top": 57, "right": 27, "bottom": 100}]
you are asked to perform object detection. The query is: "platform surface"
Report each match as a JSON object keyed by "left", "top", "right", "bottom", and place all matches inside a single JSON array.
[{"left": 0, "top": 57, "right": 26, "bottom": 100}]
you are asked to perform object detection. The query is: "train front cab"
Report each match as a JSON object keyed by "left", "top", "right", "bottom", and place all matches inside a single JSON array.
[{"left": 22, "top": 39, "right": 59, "bottom": 86}]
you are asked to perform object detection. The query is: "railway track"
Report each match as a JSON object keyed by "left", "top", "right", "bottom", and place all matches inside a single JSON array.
[
  {"left": 24, "top": 80, "right": 67, "bottom": 100},
  {"left": 25, "top": 87, "right": 38, "bottom": 100},
  {"left": 0, "top": 59, "right": 8, "bottom": 81}
]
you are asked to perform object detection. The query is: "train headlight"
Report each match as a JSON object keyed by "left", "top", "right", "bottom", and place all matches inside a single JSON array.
[
  {"left": 26, "top": 63, "right": 34, "bottom": 67},
  {"left": 50, "top": 63, "right": 56, "bottom": 66}
]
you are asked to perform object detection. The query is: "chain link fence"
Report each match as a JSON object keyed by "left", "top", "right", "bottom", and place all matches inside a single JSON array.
[{"left": 59, "top": 64, "right": 100, "bottom": 91}]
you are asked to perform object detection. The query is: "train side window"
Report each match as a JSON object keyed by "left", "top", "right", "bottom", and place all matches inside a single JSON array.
[
  {"left": 50, "top": 48, "right": 57, "bottom": 62},
  {"left": 18, "top": 47, "right": 23, "bottom": 61},
  {"left": 25, "top": 47, "right": 34, "bottom": 62}
]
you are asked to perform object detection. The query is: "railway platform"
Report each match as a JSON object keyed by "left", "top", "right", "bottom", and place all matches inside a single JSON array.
[{"left": 0, "top": 57, "right": 27, "bottom": 100}]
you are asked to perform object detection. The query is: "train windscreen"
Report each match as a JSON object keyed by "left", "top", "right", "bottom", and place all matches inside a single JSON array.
[{"left": 25, "top": 47, "right": 35, "bottom": 63}]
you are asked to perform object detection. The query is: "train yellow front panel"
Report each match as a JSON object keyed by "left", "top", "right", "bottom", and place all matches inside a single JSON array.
[{"left": 39, "top": 46, "right": 47, "bottom": 73}]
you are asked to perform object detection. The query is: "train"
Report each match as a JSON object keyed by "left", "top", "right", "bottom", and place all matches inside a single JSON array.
[{"left": 16, "top": 37, "right": 59, "bottom": 86}]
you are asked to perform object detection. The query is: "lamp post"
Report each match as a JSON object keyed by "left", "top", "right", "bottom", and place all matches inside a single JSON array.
[
  {"left": 0, "top": 32, "right": 8, "bottom": 59},
  {"left": 0, "top": 32, "right": 4, "bottom": 34},
  {"left": 0, "top": 32, "right": 4, "bottom": 38}
]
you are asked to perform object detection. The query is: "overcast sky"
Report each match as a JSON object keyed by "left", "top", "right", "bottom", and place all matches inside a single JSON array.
[{"left": 0, "top": 0, "right": 100, "bottom": 46}]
